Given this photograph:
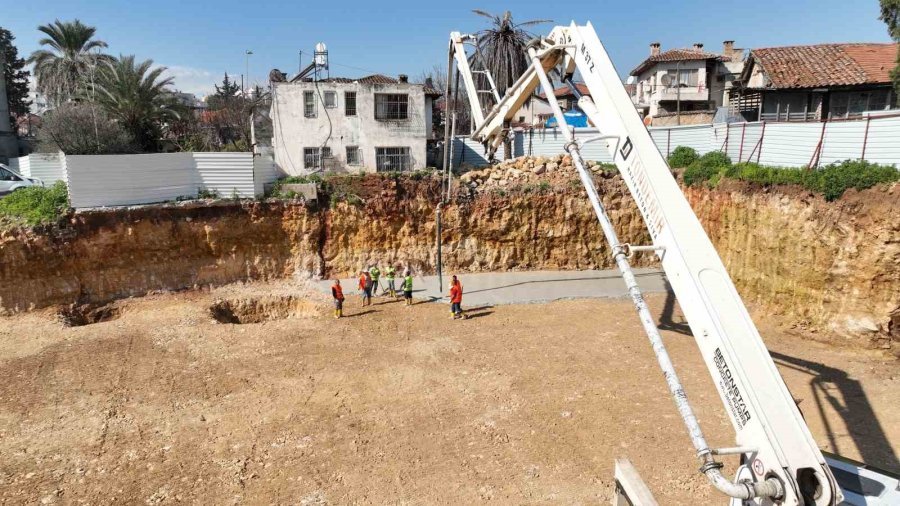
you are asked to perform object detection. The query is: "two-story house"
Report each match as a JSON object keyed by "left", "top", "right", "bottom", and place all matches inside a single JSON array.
[
  {"left": 730, "top": 43, "right": 899, "bottom": 122},
  {"left": 270, "top": 74, "right": 440, "bottom": 174},
  {"left": 630, "top": 41, "right": 744, "bottom": 126}
]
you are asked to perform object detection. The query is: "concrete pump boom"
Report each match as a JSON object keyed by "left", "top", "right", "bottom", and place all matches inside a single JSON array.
[{"left": 445, "top": 22, "right": 856, "bottom": 506}]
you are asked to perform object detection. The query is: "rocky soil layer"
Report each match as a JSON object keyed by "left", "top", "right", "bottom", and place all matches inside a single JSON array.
[
  {"left": 0, "top": 158, "right": 896, "bottom": 353},
  {"left": 459, "top": 154, "right": 614, "bottom": 191}
]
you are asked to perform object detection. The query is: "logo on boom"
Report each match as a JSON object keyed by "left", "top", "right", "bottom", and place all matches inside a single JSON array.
[{"left": 714, "top": 348, "right": 752, "bottom": 429}]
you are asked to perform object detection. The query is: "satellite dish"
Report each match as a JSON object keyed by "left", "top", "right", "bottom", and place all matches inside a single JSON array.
[{"left": 660, "top": 74, "right": 672, "bottom": 87}]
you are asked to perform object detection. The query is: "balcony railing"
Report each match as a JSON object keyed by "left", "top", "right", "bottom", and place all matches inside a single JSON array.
[{"left": 760, "top": 111, "right": 819, "bottom": 122}]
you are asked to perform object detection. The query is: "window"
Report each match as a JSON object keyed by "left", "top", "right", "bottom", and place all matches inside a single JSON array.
[
  {"left": 375, "top": 147, "right": 411, "bottom": 172},
  {"left": 665, "top": 69, "right": 699, "bottom": 88},
  {"left": 304, "top": 91, "right": 316, "bottom": 118},
  {"left": 346, "top": 146, "right": 361, "bottom": 166},
  {"left": 303, "top": 146, "right": 332, "bottom": 170},
  {"left": 323, "top": 91, "right": 336, "bottom": 108},
  {"left": 0, "top": 167, "right": 20, "bottom": 181},
  {"left": 345, "top": 91, "right": 357, "bottom": 116},
  {"left": 829, "top": 90, "right": 893, "bottom": 118},
  {"left": 374, "top": 93, "right": 409, "bottom": 120}
]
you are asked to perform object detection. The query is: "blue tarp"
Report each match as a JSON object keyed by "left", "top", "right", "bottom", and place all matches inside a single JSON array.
[{"left": 545, "top": 108, "right": 589, "bottom": 128}]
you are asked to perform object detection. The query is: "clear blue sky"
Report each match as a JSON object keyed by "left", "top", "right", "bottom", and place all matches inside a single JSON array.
[{"left": 3, "top": 0, "right": 892, "bottom": 97}]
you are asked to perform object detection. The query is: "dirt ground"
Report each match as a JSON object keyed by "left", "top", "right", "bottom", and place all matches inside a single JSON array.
[{"left": 0, "top": 281, "right": 897, "bottom": 505}]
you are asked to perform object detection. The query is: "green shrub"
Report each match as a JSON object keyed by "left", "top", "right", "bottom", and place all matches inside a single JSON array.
[
  {"left": 667, "top": 146, "right": 699, "bottom": 168},
  {"left": 0, "top": 181, "right": 70, "bottom": 225},
  {"left": 813, "top": 159, "right": 900, "bottom": 201},
  {"left": 728, "top": 160, "right": 898, "bottom": 201},
  {"left": 683, "top": 151, "right": 733, "bottom": 186}
]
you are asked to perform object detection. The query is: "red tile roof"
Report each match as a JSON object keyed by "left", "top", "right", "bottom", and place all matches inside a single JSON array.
[
  {"left": 537, "top": 83, "right": 591, "bottom": 100},
  {"left": 750, "top": 43, "right": 898, "bottom": 89},
  {"left": 631, "top": 49, "right": 730, "bottom": 76}
]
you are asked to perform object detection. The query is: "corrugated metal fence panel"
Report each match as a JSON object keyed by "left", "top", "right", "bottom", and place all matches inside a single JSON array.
[
  {"left": 711, "top": 124, "right": 730, "bottom": 158},
  {"left": 665, "top": 124, "right": 715, "bottom": 155},
  {"left": 67, "top": 153, "right": 197, "bottom": 208},
  {"left": 452, "top": 136, "right": 491, "bottom": 167},
  {"left": 26, "top": 153, "right": 67, "bottom": 183},
  {"left": 194, "top": 152, "right": 255, "bottom": 198},
  {"left": 734, "top": 123, "right": 765, "bottom": 163},
  {"left": 649, "top": 129, "right": 670, "bottom": 156},
  {"left": 450, "top": 118, "right": 899, "bottom": 169},
  {"left": 7, "top": 156, "right": 30, "bottom": 177},
  {"left": 252, "top": 153, "right": 280, "bottom": 196},
  {"left": 858, "top": 115, "right": 900, "bottom": 167},
  {"left": 820, "top": 121, "right": 867, "bottom": 165},
  {"left": 758, "top": 122, "right": 823, "bottom": 167}
]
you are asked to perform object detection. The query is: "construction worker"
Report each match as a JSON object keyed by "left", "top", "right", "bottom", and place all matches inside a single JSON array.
[
  {"left": 331, "top": 279, "right": 345, "bottom": 318},
  {"left": 385, "top": 264, "right": 397, "bottom": 297},
  {"left": 358, "top": 270, "right": 372, "bottom": 306},
  {"left": 369, "top": 264, "right": 381, "bottom": 296},
  {"left": 401, "top": 270, "right": 414, "bottom": 306},
  {"left": 449, "top": 275, "right": 464, "bottom": 319}
]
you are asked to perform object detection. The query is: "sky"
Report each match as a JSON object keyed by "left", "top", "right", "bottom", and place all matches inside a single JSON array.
[{"left": 3, "top": 0, "right": 893, "bottom": 97}]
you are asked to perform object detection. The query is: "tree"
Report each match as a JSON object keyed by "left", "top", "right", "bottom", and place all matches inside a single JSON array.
[
  {"left": 470, "top": 10, "right": 551, "bottom": 158},
  {"left": 470, "top": 10, "right": 551, "bottom": 103},
  {"left": 202, "top": 72, "right": 252, "bottom": 149},
  {"left": 206, "top": 72, "right": 240, "bottom": 110},
  {"left": 419, "top": 64, "right": 471, "bottom": 136},
  {"left": 880, "top": 0, "right": 900, "bottom": 104},
  {"left": 93, "top": 55, "right": 181, "bottom": 151},
  {"left": 36, "top": 103, "right": 135, "bottom": 154},
  {"left": 27, "top": 19, "right": 109, "bottom": 105},
  {"left": 0, "top": 27, "right": 31, "bottom": 129}
]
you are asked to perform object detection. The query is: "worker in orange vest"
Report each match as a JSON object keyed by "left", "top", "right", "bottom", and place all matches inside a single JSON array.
[
  {"left": 358, "top": 270, "right": 372, "bottom": 307},
  {"left": 331, "top": 279, "right": 345, "bottom": 318},
  {"left": 449, "top": 275, "right": 464, "bottom": 319}
]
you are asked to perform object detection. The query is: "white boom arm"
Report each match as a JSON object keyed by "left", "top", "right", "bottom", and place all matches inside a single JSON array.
[{"left": 448, "top": 22, "right": 845, "bottom": 506}]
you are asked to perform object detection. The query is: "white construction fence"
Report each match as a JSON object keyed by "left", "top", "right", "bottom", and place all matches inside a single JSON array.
[
  {"left": 6, "top": 151, "right": 285, "bottom": 209},
  {"left": 452, "top": 114, "right": 900, "bottom": 169},
  {"left": 7, "top": 152, "right": 67, "bottom": 183}
]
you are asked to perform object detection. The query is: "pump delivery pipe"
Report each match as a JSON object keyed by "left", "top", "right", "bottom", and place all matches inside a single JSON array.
[{"left": 527, "top": 44, "right": 783, "bottom": 502}]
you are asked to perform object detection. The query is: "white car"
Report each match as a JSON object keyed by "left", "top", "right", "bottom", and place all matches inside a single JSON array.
[{"left": 0, "top": 163, "right": 43, "bottom": 196}]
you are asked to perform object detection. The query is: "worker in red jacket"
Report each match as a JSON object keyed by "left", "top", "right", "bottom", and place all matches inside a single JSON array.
[
  {"left": 331, "top": 279, "right": 345, "bottom": 318},
  {"left": 449, "top": 275, "right": 464, "bottom": 319}
]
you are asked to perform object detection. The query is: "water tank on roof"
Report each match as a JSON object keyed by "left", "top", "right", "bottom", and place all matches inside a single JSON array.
[{"left": 314, "top": 43, "right": 328, "bottom": 68}]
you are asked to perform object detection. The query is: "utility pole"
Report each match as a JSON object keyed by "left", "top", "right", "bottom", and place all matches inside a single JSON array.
[
  {"left": 245, "top": 50, "right": 253, "bottom": 97},
  {"left": 676, "top": 60, "right": 682, "bottom": 126}
]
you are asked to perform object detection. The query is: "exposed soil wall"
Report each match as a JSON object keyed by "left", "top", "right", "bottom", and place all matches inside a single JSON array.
[{"left": 0, "top": 176, "right": 896, "bottom": 352}]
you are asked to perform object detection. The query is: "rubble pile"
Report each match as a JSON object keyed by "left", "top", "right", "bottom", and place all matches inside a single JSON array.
[{"left": 458, "top": 155, "right": 614, "bottom": 190}]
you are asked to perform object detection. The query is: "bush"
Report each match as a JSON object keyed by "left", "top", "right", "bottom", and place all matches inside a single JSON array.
[
  {"left": 667, "top": 146, "right": 699, "bottom": 168},
  {"left": 0, "top": 181, "right": 70, "bottom": 225},
  {"left": 811, "top": 160, "right": 899, "bottom": 201},
  {"left": 36, "top": 104, "right": 137, "bottom": 155},
  {"left": 727, "top": 160, "right": 898, "bottom": 201},
  {"left": 683, "top": 151, "right": 732, "bottom": 186}
]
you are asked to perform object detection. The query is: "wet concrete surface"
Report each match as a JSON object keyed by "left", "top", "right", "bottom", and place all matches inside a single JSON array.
[{"left": 316, "top": 269, "right": 668, "bottom": 306}]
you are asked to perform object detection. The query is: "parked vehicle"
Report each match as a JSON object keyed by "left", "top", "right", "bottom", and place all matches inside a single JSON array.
[{"left": 0, "top": 163, "right": 43, "bottom": 196}]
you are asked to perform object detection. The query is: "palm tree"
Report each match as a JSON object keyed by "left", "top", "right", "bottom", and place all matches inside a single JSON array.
[
  {"left": 93, "top": 55, "right": 181, "bottom": 151},
  {"left": 470, "top": 10, "right": 552, "bottom": 101},
  {"left": 28, "top": 19, "right": 109, "bottom": 105}
]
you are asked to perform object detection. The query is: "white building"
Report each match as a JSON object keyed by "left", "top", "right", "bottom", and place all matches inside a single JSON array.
[
  {"left": 630, "top": 41, "right": 744, "bottom": 126},
  {"left": 270, "top": 74, "right": 439, "bottom": 174}
]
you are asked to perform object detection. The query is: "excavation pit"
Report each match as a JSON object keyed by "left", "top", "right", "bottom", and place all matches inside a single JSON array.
[
  {"left": 57, "top": 303, "right": 122, "bottom": 327},
  {"left": 209, "top": 295, "right": 317, "bottom": 324}
]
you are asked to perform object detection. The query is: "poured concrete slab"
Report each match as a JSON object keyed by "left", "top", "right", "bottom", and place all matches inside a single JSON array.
[{"left": 316, "top": 268, "right": 668, "bottom": 307}]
